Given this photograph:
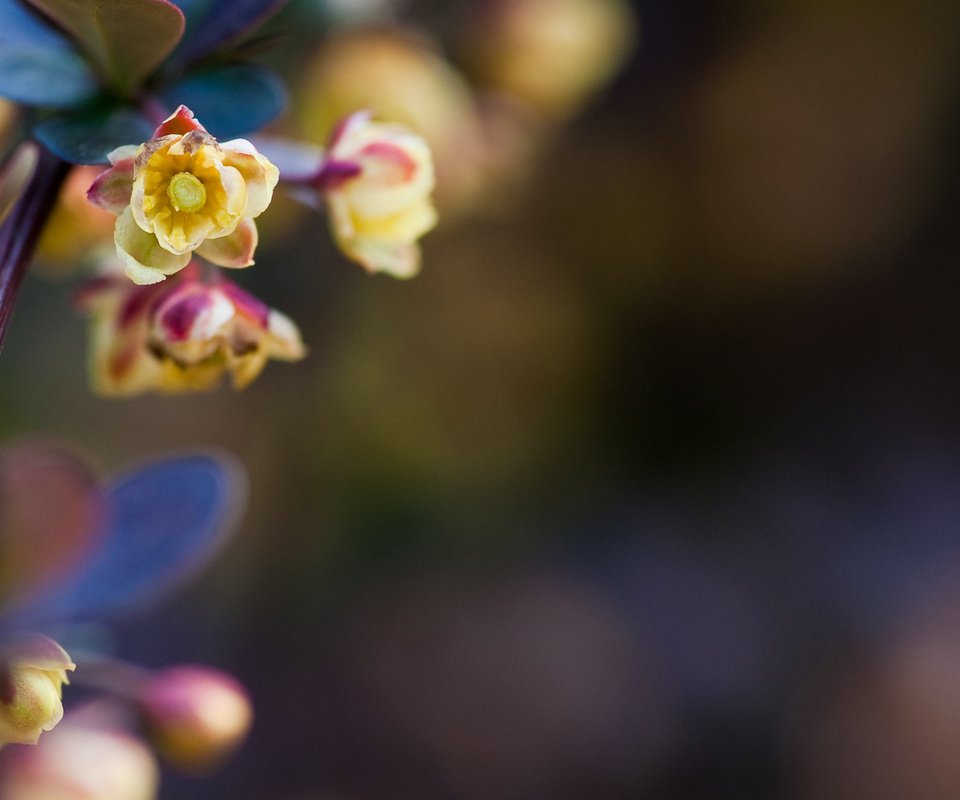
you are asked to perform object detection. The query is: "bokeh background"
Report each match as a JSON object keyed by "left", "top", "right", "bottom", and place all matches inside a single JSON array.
[{"left": 6, "top": 0, "right": 960, "bottom": 797}]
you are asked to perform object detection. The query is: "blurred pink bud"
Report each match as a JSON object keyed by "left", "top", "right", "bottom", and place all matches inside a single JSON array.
[
  {"left": 0, "top": 635, "right": 74, "bottom": 746},
  {"left": 138, "top": 666, "right": 252, "bottom": 773},
  {"left": 0, "top": 711, "right": 159, "bottom": 800}
]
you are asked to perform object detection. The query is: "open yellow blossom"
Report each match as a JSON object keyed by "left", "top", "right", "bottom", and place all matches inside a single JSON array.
[
  {"left": 318, "top": 111, "right": 437, "bottom": 278},
  {"left": 88, "top": 106, "right": 279, "bottom": 285}
]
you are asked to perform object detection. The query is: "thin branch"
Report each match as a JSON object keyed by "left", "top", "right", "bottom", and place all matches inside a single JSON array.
[{"left": 0, "top": 146, "right": 70, "bottom": 352}]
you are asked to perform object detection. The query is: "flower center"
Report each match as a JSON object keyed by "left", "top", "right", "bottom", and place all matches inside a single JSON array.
[{"left": 167, "top": 172, "right": 207, "bottom": 213}]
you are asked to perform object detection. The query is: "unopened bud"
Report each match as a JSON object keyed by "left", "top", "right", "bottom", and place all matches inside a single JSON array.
[
  {"left": 0, "top": 711, "right": 159, "bottom": 800},
  {"left": 138, "top": 666, "right": 252, "bottom": 772},
  {"left": 0, "top": 635, "right": 74, "bottom": 746}
]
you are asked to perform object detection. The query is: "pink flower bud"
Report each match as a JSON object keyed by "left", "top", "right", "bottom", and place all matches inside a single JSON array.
[
  {"left": 0, "top": 711, "right": 159, "bottom": 800},
  {"left": 138, "top": 666, "right": 252, "bottom": 773}
]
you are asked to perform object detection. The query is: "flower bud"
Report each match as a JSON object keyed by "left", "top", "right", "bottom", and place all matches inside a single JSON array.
[
  {"left": 75, "top": 265, "right": 305, "bottom": 395},
  {"left": 0, "top": 712, "right": 159, "bottom": 800},
  {"left": 138, "top": 666, "right": 252, "bottom": 772},
  {"left": 0, "top": 635, "right": 74, "bottom": 746},
  {"left": 465, "top": 0, "right": 635, "bottom": 119}
]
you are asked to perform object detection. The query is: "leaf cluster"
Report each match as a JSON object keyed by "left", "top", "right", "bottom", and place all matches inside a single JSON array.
[{"left": 0, "top": 0, "right": 289, "bottom": 163}]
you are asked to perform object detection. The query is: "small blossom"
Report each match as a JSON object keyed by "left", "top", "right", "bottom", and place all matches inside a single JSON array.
[
  {"left": 75, "top": 264, "right": 305, "bottom": 396},
  {"left": 0, "top": 707, "right": 159, "bottom": 800},
  {"left": 88, "top": 106, "right": 279, "bottom": 285},
  {"left": 0, "top": 635, "right": 74, "bottom": 747},
  {"left": 138, "top": 666, "right": 252, "bottom": 772},
  {"left": 317, "top": 110, "right": 437, "bottom": 278}
]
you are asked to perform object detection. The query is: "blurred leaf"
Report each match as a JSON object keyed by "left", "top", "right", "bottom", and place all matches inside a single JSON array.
[
  {"left": 159, "top": 64, "right": 286, "bottom": 138},
  {"left": 0, "top": 46, "right": 99, "bottom": 107},
  {"left": 0, "top": 0, "right": 98, "bottom": 107},
  {"left": 17, "top": 452, "right": 246, "bottom": 625},
  {"left": 33, "top": 106, "right": 153, "bottom": 164},
  {"left": 168, "top": 0, "right": 213, "bottom": 33},
  {"left": 23, "top": 0, "right": 185, "bottom": 95},
  {"left": 0, "top": 143, "right": 39, "bottom": 225},
  {"left": 172, "top": 0, "right": 288, "bottom": 66},
  {"left": 0, "top": 0, "right": 72, "bottom": 49},
  {"left": 0, "top": 443, "right": 106, "bottom": 609}
]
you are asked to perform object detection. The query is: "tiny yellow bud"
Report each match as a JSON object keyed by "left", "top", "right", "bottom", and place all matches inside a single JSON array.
[{"left": 167, "top": 173, "right": 207, "bottom": 214}]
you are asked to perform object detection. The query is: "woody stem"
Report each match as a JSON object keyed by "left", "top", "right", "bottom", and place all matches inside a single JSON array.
[{"left": 0, "top": 145, "right": 70, "bottom": 352}]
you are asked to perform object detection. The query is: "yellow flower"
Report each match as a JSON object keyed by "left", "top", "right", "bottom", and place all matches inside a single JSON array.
[
  {"left": 319, "top": 111, "right": 437, "bottom": 278},
  {"left": 0, "top": 635, "right": 75, "bottom": 746},
  {"left": 88, "top": 106, "right": 279, "bottom": 285},
  {"left": 75, "top": 264, "right": 305, "bottom": 396}
]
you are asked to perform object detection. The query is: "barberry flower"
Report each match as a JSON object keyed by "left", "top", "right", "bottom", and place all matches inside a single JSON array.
[
  {"left": 317, "top": 110, "right": 437, "bottom": 278},
  {"left": 88, "top": 106, "right": 279, "bottom": 285},
  {"left": 0, "top": 706, "right": 159, "bottom": 800},
  {"left": 138, "top": 666, "right": 252, "bottom": 772},
  {"left": 75, "top": 265, "right": 305, "bottom": 395},
  {"left": 0, "top": 635, "right": 74, "bottom": 747}
]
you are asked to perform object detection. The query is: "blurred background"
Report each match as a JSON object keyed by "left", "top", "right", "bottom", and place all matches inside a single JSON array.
[{"left": 6, "top": 0, "right": 960, "bottom": 797}]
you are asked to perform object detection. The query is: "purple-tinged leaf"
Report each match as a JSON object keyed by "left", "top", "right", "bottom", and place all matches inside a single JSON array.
[
  {"left": 0, "top": 143, "right": 39, "bottom": 225},
  {"left": 23, "top": 0, "right": 185, "bottom": 95},
  {"left": 33, "top": 107, "right": 153, "bottom": 165},
  {"left": 0, "top": 443, "right": 106, "bottom": 609},
  {"left": 158, "top": 64, "right": 286, "bottom": 139},
  {"left": 172, "top": 0, "right": 288, "bottom": 66},
  {"left": 17, "top": 452, "right": 246, "bottom": 626}
]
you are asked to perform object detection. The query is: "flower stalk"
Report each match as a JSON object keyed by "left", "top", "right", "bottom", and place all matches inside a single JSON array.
[{"left": 0, "top": 146, "right": 70, "bottom": 351}]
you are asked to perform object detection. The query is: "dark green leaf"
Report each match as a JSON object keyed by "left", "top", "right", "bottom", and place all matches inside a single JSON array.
[
  {"left": 158, "top": 64, "right": 286, "bottom": 138},
  {"left": 23, "top": 0, "right": 185, "bottom": 95},
  {"left": 33, "top": 107, "right": 153, "bottom": 164}
]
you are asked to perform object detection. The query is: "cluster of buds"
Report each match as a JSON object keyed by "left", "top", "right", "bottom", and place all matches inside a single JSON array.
[
  {"left": 75, "top": 262, "right": 305, "bottom": 395},
  {"left": 0, "top": 664, "right": 252, "bottom": 800},
  {"left": 74, "top": 104, "right": 437, "bottom": 395}
]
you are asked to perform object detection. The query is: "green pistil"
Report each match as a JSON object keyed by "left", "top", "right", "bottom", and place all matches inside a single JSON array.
[{"left": 167, "top": 172, "right": 207, "bottom": 213}]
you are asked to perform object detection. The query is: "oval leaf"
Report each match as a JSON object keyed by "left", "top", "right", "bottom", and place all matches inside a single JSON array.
[
  {"left": 0, "top": 0, "right": 99, "bottom": 107},
  {"left": 158, "top": 64, "right": 286, "bottom": 138},
  {"left": 23, "top": 0, "right": 185, "bottom": 94},
  {"left": 17, "top": 452, "right": 246, "bottom": 625},
  {"left": 33, "top": 107, "right": 153, "bottom": 164},
  {"left": 0, "top": 443, "right": 106, "bottom": 610},
  {"left": 0, "top": 45, "right": 98, "bottom": 107},
  {"left": 0, "top": 0, "right": 74, "bottom": 49}
]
